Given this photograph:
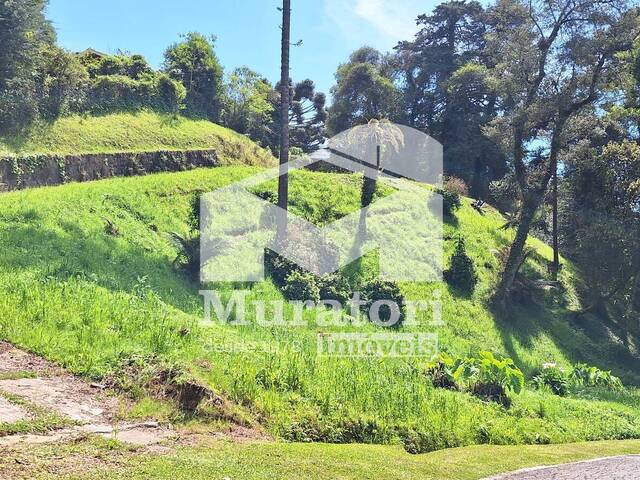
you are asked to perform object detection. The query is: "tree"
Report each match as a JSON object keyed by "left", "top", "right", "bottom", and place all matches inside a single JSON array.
[
  {"left": 395, "top": 1, "right": 505, "bottom": 197},
  {"left": 269, "top": 78, "right": 326, "bottom": 153},
  {"left": 0, "top": 0, "right": 56, "bottom": 133},
  {"left": 222, "top": 67, "right": 274, "bottom": 142},
  {"left": 486, "top": 0, "right": 640, "bottom": 309},
  {"left": 163, "top": 33, "right": 224, "bottom": 121},
  {"left": 327, "top": 47, "right": 399, "bottom": 135},
  {"left": 277, "top": 0, "right": 291, "bottom": 242}
]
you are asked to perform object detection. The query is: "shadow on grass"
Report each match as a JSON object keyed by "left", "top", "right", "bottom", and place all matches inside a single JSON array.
[
  {"left": 0, "top": 221, "right": 203, "bottom": 316},
  {"left": 490, "top": 300, "right": 640, "bottom": 386}
]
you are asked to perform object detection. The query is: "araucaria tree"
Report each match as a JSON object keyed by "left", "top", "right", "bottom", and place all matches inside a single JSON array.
[{"left": 487, "top": 0, "right": 640, "bottom": 308}]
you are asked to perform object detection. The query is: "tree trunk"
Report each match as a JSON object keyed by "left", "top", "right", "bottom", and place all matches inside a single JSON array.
[
  {"left": 276, "top": 0, "right": 291, "bottom": 243},
  {"left": 493, "top": 198, "right": 538, "bottom": 309}
]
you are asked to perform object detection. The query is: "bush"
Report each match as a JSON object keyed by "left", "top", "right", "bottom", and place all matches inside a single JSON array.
[
  {"left": 424, "top": 353, "right": 460, "bottom": 390},
  {"left": 264, "top": 250, "right": 299, "bottom": 288},
  {"left": 470, "top": 351, "right": 524, "bottom": 407},
  {"left": 532, "top": 364, "right": 570, "bottom": 396},
  {"left": 168, "top": 194, "right": 200, "bottom": 281},
  {"left": 438, "top": 187, "right": 462, "bottom": 217},
  {"left": 444, "top": 237, "right": 478, "bottom": 294},
  {"left": 281, "top": 270, "right": 320, "bottom": 303},
  {"left": 426, "top": 351, "right": 524, "bottom": 407},
  {"left": 318, "top": 272, "right": 353, "bottom": 303},
  {"left": 489, "top": 172, "right": 518, "bottom": 213},
  {"left": 444, "top": 176, "right": 469, "bottom": 197},
  {"left": 361, "top": 279, "right": 406, "bottom": 328},
  {"left": 570, "top": 363, "right": 624, "bottom": 391},
  {"left": 153, "top": 74, "right": 186, "bottom": 113},
  {"left": 83, "top": 73, "right": 185, "bottom": 115}
]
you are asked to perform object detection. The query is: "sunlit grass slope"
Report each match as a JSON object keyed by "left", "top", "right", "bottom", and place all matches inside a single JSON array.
[
  {"left": 0, "top": 111, "right": 274, "bottom": 166},
  {"left": 1, "top": 167, "right": 639, "bottom": 451}
]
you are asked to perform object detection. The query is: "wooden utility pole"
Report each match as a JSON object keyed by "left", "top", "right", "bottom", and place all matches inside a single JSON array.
[
  {"left": 277, "top": 0, "right": 291, "bottom": 242},
  {"left": 551, "top": 167, "right": 559, "bottom": 281}
]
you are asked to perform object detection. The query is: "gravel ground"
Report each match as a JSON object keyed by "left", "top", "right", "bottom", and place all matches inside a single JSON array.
[{"left": 486, "top": 455, "right": 640, "bottom": 479}]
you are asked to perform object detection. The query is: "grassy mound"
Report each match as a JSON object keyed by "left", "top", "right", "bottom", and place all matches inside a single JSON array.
[
  {"left": 0, "top": 167, "right": 639, "bottom": 451},
  {"left": 0, "top": 111, "right": 274, "bottom": 166}
]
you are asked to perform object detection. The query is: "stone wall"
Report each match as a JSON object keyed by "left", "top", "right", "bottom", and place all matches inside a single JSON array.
[{"left": 0, "top": 149, "right": 221, "bottom": 191}]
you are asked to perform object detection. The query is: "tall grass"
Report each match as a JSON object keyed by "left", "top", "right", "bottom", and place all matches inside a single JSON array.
[
  {"left": 0, "top": 111, "right": 275, "bottom": 167},
  {"left": 1, "top": 167, "right": 639, "bottom": 450}
]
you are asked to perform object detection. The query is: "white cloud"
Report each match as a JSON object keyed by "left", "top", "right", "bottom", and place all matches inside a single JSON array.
[
  {"left": 322, "top": 0, "right": 422, "bottom": 50},
  {"left": 353, "top": 0, "right": 421, "bottom": 42}
]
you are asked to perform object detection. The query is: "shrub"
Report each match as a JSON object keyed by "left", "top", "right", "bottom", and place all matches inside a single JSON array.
[
  {"left": 470, "top": 351, "right": 524, "bottom": 407},
  {"left": 318, "top": 272, "right": 353, "bottom": 303},
  {"left": 168, "top": 194, "right": 200, "bottom": 281},
  {"left": 281, "top": 270, "right": 320, "bottom": 303},
  {"left": 361, "top": 279, "right": 406, "bottom": 328},
  {"left": 424, "top": 353, "right": 460, "bottom": 390},
  {"left": 444, "top": 176, "right": 469, "bottom": 197},
  {"left": 532, "top": 364, "right": 570, "bottom": 396},
  {"left": 489, "top": 172, "right": 519, "bottom": 213},
  {"left": 264, "top": 250, "right": 299, "bottom": 288},
  {"left": 438, "top": 187, "right": 462, "bottom": 217},
  {"left": 570, "top": 363, "right": 624, "bottom": 391},
  {"left": 444, "top": 237, "right": 478, "bottom": 294},
  {"left": 426, "top": 352, "right": 524, "bottom": 407},
  {"left": 153, "top": 74, "right": 186, "bottom": 113}
]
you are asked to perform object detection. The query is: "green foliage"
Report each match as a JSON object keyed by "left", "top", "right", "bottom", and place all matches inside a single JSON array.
[
  {"left": 282, "top": 270, "right": 321, "bottom": 303},
  {"left": 424, "top": 353, "right": 461, "bottom": 390},
  {"left": 317, "top": 272, "right": 353, "bottom": 304},
  {"left": 0, "top": 0, "right": 56, "bottom": 134},
  {"left": 444, "top": 237, "right": 478, "bottom": 294},
  {"left": 360, "top": 279, "right": 406, "bottom": 328},
  {"left": 571, "top": 364, "right": 624, "bottom": 391},
  {"left": 426, "top": 352, "right": 524, "bottom": 406},
  {"left": 164, "top": 32, "right": 224, "bottom": 121},
  {"left": 327, "top": 47, "right": 398, "bottom": 134},
  {"left": 532, "top": 365, "right": 571, "bottom": 396},
  {"left": 1, "top": 167, "right": 640, "bottom": 452},
  {"left": 80, "top": 53, "right": 152, "bottom": 80},
  {"left": 84, "top": 73, "right": 185, "bottom": 115},
  {"left": 533, "top": 363, "right": 624, "bottom": 396},
  {"left": 438, "top": 187, "right": 462, "bottom": 217},
  {"left": 222, "top": 67, "right": 274, "bottom": 143}
]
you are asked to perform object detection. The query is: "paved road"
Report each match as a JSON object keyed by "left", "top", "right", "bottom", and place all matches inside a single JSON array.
[{"left": 486, "top": 455, "right": 640, "bottom": 479}]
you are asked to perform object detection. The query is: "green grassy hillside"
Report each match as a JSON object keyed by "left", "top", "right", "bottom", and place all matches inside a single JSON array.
[
  {"left": 0, "top": 166, "right": 639, "bottom": 451},
  {"left": 0, "top": 111, "right": 274, "bottom": 166}
]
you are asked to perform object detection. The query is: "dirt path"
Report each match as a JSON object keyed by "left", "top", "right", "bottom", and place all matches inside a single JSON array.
[
  {"left": 0, "top": 341, "right": 172, "bottom": 447},
  {"left": 485, "top": 455, "right": 640, "bottom": 479}
]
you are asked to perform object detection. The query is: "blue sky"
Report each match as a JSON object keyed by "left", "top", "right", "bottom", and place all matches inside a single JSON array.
[{"left": 46, "top": 0, "right": 438, "bottom": 97}]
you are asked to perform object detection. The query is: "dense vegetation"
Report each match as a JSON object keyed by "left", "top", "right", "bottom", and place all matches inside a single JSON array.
[
  {"left": 0, "top": 111, "right": 275, "bottom": 163},
  {"left": 2, "top": 0, "right": 638, "bottom": 319},
  {"left": 1, "top": 166, "right": 639, "bottom": 453}
]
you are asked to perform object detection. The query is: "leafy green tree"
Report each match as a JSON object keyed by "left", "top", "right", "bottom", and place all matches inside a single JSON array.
[
  {"left": 486, "top": 0, "right": 640, "bottom": 308},
  {"left": 222, "top": 67, "right": 274, "bottom": 142},
  {"left": 36, "top": 45, "right": 88, "bottom": 119},
  {"left": 395, "top": 1, "right": 505, "bottom": 197},
  {"left": 327, "top": 47, "right": 399, "bottom": 134},
  {"left": 163, "top": 32, "right": 224, "bottom": 121},
  {"left": 0, "top": 0, "right": 56, "bottom": 133},
  {"left": 560, "top": 123, "right": 640, "bottom": 320}
]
